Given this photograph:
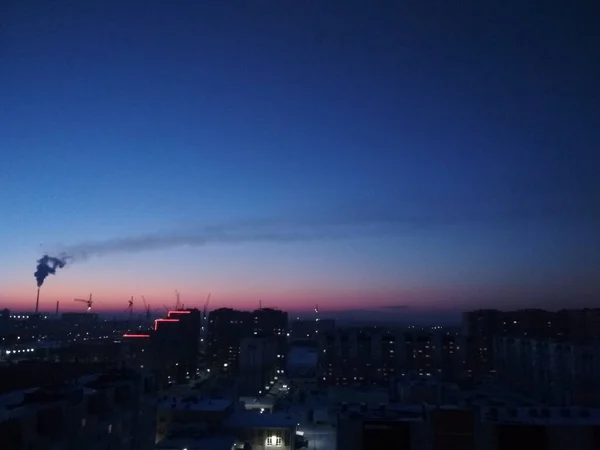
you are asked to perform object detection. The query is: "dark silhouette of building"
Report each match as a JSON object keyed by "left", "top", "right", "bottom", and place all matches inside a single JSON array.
[
  {"left": 152, "top": 308, "right": 201, "bottom": 384},
  {"left": 0, "top": 364, "right": 157, "bottom": 450},
  {"left": 252, "top": 308, "right": 288, "bottom": 370},
  {"left": 318, "top": 327, "right": 462, "bottom": 387},
  {"left": 207, "top": 308, "right": 253, "bottom": 375},
  {"left": 463, "top": 308, "right": 600, "bottom": 379},
  {"left": 290, "top": 318, "right": 335, "bottom": 341},
  {"left": 207, "top": 308, "right": 288, "bottom": 376}
]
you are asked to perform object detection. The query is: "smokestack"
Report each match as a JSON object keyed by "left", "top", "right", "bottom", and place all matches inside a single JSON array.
[
  {"left": 56, "top": 301, "right": 59, "bottom": 316},
  {"left": 35, "top": 287, "right": 40, "bottom": 314}
]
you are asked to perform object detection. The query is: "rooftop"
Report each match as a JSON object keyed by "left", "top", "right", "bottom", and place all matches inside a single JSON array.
[
  {"left": 239, "top": 396, "right": 276, "bottom": 409},
  {"left": 0, "top": 362, "right": 111, "bottom": 395},
  {"left": 480, "top": 406, "right": 600, "bottom": 425},
  {"left": 328, "top": 386, "right": 390, "bottom": 404},
  {"left": 0, "top": 368, "right": 146, "bottom": 422},
  {"left": 225, "top": 411, "right": 297, "bottom": 429},
  {"left": 156, "top": 434, "right": 236, "bottom": 450},
  {"left": 338, "top": 404, "right": 425, "bottom": 422},
  {"left": 159, "top": 395, "right": 234, "bottom": 412}
]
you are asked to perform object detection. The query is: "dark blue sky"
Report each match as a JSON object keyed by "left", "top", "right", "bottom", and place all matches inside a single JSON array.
[{"left": 1, "top": 1, "right": 598, "bottom": 317}]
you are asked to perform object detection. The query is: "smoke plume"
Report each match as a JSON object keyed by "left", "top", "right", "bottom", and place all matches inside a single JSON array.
[
  {"left": 49, "top": 195, "right": 599, "bottom": 263},
  {"left": 34, "top": 255, "right": 67, "bottom": 287},
  {"left": 59, "top": 225, "right": 368, "bottom": 261}
]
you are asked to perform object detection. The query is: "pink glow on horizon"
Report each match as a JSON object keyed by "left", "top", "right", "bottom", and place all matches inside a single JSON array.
[{"left": 2, "top": 278, "right": 599, "bottom": 314}]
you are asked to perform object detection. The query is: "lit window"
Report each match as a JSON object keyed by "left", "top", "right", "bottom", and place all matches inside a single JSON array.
[{"left": 266, "top": 436, "right": 283, "bottom": 447}]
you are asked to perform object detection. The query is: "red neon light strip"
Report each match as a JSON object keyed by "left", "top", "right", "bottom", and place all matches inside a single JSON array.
[
  {"left": 154, "top": 318, "right": 179, "bottom": 331},
  {"left": 123, "top": 334, "right": 150, "bottom": 338},
  {"left": 168, "top": 310, "right": 190, "bottom": 315}
]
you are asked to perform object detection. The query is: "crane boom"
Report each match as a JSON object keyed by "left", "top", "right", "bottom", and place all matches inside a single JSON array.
[{"left": 73, "top": 293, "right": 93, "bottom": 312}]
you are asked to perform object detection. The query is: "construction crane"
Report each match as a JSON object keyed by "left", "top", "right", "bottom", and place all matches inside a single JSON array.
[
  {"left": 141, "top": 296, "right": 151, "bottom": 320},
  {"left": 74, "top": 293, "right": 93, "bottom": 312},
  {"left": 203, "top": 292, "right": 211, "bottom": 320},
  {"left": 175, "top": 289, "right": 182, "bottom": 310},
  {"left": 125, "top": 296, "right": 134, "bottom": 324},
  {"left": 141, "top": 296, "right": 161, "bottom": 318},
  {"left": 126, "top": 296, "right": 134, "bottom": 315},
  {"left": 140, "top": 296, "right": 163, "bottom": 329}
]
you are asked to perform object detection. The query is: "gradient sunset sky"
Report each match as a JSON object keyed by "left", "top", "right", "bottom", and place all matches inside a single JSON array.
[{"left": 1, "top": 1, "right": 598, "bottom": 321}]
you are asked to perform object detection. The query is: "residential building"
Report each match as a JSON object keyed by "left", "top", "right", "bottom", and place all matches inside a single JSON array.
[
  {"left": 224, "top": 411, "right": 297, "bottom": 450},
  {"left": 207, "top": 308, "right": 288, "bottom": 377},
  {"left": 336, "top": 403, "right": 429, "bottom": 450},
  {"left": 318, "top": 327, "right": 462, "bottom": 387},
  {"left": 290, "top": 318, "right": 334, "bottom": 342},
  {"left": 0, "top": 367, "right": 157, "bottom": 450},
  {"left": 156, "top": 395, "right": 235, "bottom": 441},
  {"left": 479, "top": 406, "right": 600, "bottom": 450},
  {"left": 252, "top": 308, "right": 288, "bottom": 371},
  {"left": 156, "top": 434, "right": 236, "bottom": 450},
  {"left": 155, "top": 394, "right": 296, "bottom": 450},
  {"left": 153, "top": 308, "right": 202, "bottom": 384},
  {"left": 336, "top": 403, "right": 600, "bottom": 450},
  {"left": 462, "top": 308, "right": 600, "bottom": 379},
  {"left": 495, "top": 336, "right": 600, "bottom": 406},
  {"left": 238, "top": 336, "right": 277, "bottom": 396},
  {"left": 318, "top": 327, "right": 396, "bottom": 386},
  {"left": 286, "top": 344, "right": 318, "bottom": 391},
  {"left": 207, "top": 308, "right": 252, "bottom": 375}
]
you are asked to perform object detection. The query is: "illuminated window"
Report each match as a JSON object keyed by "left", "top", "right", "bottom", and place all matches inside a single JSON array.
[{"left": 266, "top": 436, "right": 282, "bottom": 447}]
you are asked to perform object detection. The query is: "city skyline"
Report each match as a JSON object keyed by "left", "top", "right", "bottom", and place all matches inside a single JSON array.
[{"left": 1, "top": 1, "right": 598, "bottom": 317}]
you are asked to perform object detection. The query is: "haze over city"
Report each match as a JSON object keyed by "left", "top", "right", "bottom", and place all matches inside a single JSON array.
[{"left": 1, "top": 1, "right": 598, "bottom": 321}]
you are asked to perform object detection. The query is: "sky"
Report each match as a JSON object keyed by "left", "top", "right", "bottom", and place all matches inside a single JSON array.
[{"left": 1, "top": 1, "right": 598, "bottom": 322}]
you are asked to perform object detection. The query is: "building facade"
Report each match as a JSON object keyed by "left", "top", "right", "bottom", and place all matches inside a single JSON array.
[
  {"left": 0, "top": 367, "right": 157, "bottom": 450},
  {"left": 238, "top": 337, "right": 278, "bottom": 396},
  {"left": 207, "top": 308, "right": 288, "bottom": 377},
  {"left": 318, "top": 327, "right": 462, "bottom": 387}
]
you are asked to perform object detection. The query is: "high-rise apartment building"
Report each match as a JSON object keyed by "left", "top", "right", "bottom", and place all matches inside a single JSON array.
[
  {"left": 207, "top": 308, "right": 252, "bottom": 375},
  {"left": 152, "top": 308, "right": 202, "bottom": 384},
  {"left": 207, "top": 308, "right": 288, "bottom": 376},
  {"left": 238, "top": 336, "right": 277, "bottom": 395},
  {"left": 495, "top": 336, "right": 600, "bottom": 407},
  {"left": 319, "top": 327, "right": 399, "bottom": 386},
  {"left": 463, "top": 308, "right": 600, "bottom": 379},
  {"left": 252, "top": 308, "right": 288, "bottom": 370},
  {"left": 290, "top": 318, "right": 335, "bottom": 341},
  {"left": 319, "top": 327, "right": 462, "bottom": 387}
]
